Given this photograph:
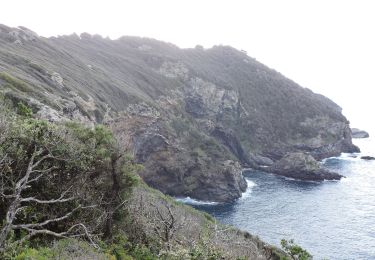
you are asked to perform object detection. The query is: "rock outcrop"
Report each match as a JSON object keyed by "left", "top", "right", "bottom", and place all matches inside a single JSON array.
[
  {"left": 267, "top": 152, "right": 342, "bottom": 181},
  {"left": 351, "top": 128, "right": 370, "bottom": 138},
  {"left": 361, "top": 156, "right": 375, "bottom": 160},
  {"left": 0, "top": 24, "right": 359, "bottom": 201},
  {"left": 110, "top": 112, "right": 247, "bottom": 203}
]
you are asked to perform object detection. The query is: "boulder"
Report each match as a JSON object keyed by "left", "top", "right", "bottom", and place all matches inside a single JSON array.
[
  {"left": 351, "top": 128, "right": 369, "bottom": 138},
  {"left": 267, "top": 152, "right": 342, "bottom": 181},
  {"left": 249, "top": 153, "right": 274, "bottom": 166},
  {"left": 361, "top": 156, "right": 375, "bottom": 160}
]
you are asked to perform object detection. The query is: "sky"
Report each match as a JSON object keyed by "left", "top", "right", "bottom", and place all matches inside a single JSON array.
[{"left": 2, "top": 0, "right": 374, "bottom": 131}]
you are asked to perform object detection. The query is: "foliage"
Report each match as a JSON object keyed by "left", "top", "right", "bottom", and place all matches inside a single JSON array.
[
  {"left": 0, "top": 111, "right": 142, "bottom": 256},
  {"left": 16, "top": 102, "right": 33, "bottom": 117},
  {"left": 104, "top": 233, "right": 157, "bottom": 260},
  {"left": 280, "top": 239, "right": 312, "bottom": 260},
  {"left": 13, "top": 239, "right": 112, "bottom": 260},
  {"left": 0, "top": 72, "right": 32, "bottom": 93}
]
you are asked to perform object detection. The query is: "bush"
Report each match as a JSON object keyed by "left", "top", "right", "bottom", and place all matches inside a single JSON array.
[
  {"left": 280, "top": 239, "right": 312, "bottom": 260},
  {"left": 14, "top": 239, "right": 112, "bottom": 260},
  {"left": 0, "top": 114, "right": 142, "bottom": 256},
  {"left": 0, "top": 72, "right": 32, "bottom": 93},
  {"left": 16, "top": 102, "right": 33, "bottom": 117}
]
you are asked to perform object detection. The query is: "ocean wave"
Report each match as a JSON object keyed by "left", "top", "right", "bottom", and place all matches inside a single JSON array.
[
  {"left": 240, "top": 179, "right": 257, "bottom": 199},
  {"left": 174, "top": 196, "right": 219, "bottom": 206},
  {"left": 322, "top": 153, "right": 361, "bottom": 163},
  {"left": 278, "top": 175, "right": 321, "bottom": 183}
]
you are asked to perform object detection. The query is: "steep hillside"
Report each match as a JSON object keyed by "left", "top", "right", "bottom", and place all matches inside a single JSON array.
[
  {"left": 0, "top": 98, "right": 286, "bottom": 259},
  {"left": 0, "top": 25, "right": 359, "bottom": 202}
]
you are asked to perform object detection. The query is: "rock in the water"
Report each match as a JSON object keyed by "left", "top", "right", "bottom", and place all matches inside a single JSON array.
[
  {"left": 361, "top": 156, "right": 375, "bottom": 160},
  {"left": 267, "top": 152, "right": 342, "bottom": 181},
  {"left": 351, "top": 128, "right": 369, "bottom": 138}
]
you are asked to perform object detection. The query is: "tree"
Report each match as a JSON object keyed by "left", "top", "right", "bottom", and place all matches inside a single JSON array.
[{"left": 0, "top": 116, "right": 139, "bottom": 254}]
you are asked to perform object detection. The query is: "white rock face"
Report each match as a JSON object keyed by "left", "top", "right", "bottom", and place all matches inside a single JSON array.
[
  {"left": 13, "top": 39, "right": 22, "bottom": 45},
  {"left": 187, "top": 77, "right": 239, "bottom": 115},
  {"left": 36, "top": 105, "right": 62, "bottom": 122},
  {"left": 51, "top": 72, "right": 64, "bottom": 88},
  {"left": 126, "top": 102, "right": 160, "bottom": 118}
]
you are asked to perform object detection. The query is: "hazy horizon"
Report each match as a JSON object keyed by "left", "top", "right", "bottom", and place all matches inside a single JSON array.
[{"left": 2, "top": 0, "right": 374, "bottom": 132}]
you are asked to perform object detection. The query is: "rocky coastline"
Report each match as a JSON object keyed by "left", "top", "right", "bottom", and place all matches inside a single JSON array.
[{"left": 0, "top": 24, "right": 360, "bottom": 203}]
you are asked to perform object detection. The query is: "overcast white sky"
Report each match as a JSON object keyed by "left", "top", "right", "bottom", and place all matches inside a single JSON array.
[{"left": 2, "top": 0, "right": 374, "bottom": 131}]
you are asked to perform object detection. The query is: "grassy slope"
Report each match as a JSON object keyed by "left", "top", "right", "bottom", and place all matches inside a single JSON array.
[{"left": 0, "top": 26, "right": 346, "bottom": 152}]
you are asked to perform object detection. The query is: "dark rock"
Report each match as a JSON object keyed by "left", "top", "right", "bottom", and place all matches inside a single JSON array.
[
  {"left": 211, "top": 126, "right": 254, "bottom": 167},
  {"left": 310, "top": 138, "right": 360, "bottom": 160},
  {"left": 184, "top": 95, "right": 207, "bottom": 118},
  {"left": 249, "top": 153, "right": 274, "bottom": 166},
  {"left": 133, "top": 133, "right": 169, "bottom": 163},
  {"left": 110, "top": 116, "right": 247, "bottom": 203},
  {"left": 351, "top": 128, "right": 370, "bottom": 138},
  {"left": 142, "top": 154, "right": 247, "bottom": 203},
  {"left": 361, "top": 156, "right": 375, "bottom": 160},
  {"left": 267, "top": 152, "right": 342, "bottom": 181},
  {"left": 189, "top": 160, "right": 247, "bottom": 202}
]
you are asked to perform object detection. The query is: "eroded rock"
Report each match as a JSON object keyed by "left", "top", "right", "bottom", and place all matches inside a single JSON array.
[
  {"left": 268, "top": 152, "right": 342, "bottom": 181},
  {"left": 51, "top": 72, "right": 64, "bottom": 88}
]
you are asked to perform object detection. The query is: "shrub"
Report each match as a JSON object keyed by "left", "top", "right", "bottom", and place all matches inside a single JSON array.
[
  {"left": 0, "top": 115, "right": 142, "bottom": 255},
  {"left": 14, "top": 239, "right": 112, "bottom": 260},
  {"left": 280, "top": 239, "right": 312, "bottom": 260},
  {"left": 0, "top": 72, "right": 32, "bottom": 93},
  {"left": 16, "top": 102, "right": 33, "bottom": 117}
]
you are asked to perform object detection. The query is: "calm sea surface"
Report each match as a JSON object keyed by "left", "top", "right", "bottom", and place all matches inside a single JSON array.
[{"left": 192, "top": 138, "right": 375, "bottom": 259}]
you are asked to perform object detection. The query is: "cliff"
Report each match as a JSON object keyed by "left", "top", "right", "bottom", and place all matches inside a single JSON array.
[{"left": 0, "top": 24, "right": 359, "bottom": 202}]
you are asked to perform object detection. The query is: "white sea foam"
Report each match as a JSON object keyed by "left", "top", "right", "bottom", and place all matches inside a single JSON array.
[
  {"left": 174, "top": 196, "right": 219, "bottom": 206},
  {"left": 321, "top": 153, "right": 361, "bottom": 163},
  {"left": 240, "top": 179, "right": 257, "bottom": 199},
  {"left": 278, "top": 175, "right": 321, "bottom": 183}
]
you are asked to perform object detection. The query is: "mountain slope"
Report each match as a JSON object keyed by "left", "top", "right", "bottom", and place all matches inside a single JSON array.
[{"left": 0, "top": 25, "right": 359, "bottom": 202}]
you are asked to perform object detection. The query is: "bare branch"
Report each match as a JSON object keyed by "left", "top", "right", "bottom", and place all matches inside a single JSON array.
[
  {"left": 71, "top": 223, "right": 99, "bottom": 249},
  {"left": 20, "top": 196, "right": 75, "bottom": 204},
  {"left": 0, "top": 193, "right": 15, "bottom": 199},
  {"left": 21, "top": 186, "right": 75, "bottom": 204},
  {"left": 15, "top": 206, "right": 28, "bottom": 216},
  {"left": 27, "top": 166, "right": 59, "bottom": 184},
  {"left": 0, "top": 154, "right": 7, "bottom": 165},
  {"left": 31, "top": 154, "right": 53, "bottom": 169},
  {"left": 18, "top": 223, "right": 99, "bottom": 249},
  {"left": 12, "top": 205, "right": 82, "bottom": 229}
]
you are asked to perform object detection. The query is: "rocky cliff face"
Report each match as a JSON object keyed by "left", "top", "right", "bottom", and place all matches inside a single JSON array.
[{"left": 0, "top": 24, "right": 359, "bottom": 202}]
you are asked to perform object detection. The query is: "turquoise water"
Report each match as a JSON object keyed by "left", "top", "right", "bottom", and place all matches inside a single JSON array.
[{"left": 193, "top": 138, "right": 375, "bottom": 259}]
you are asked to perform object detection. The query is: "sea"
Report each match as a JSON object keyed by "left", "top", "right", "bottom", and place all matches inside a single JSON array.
[{"left": 179, "top": 137, "right": 375, "bottom": 259}]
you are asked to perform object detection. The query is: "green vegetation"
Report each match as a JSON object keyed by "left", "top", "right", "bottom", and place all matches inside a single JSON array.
[
  {"left": 27, "top": 61, "right": 46, "bottom": 75},
  {"left": 280, "top": 239, "right": 312, "bottom": 260},
  {"left": 0, "top": 72, "right": 32, "bottom": 93},
  {"left": 1, "top": 104, "right": 277, "bottom": 260},
  {"left": 0, "top": 106, "right": 142, "bottom": 258},
  {"left": 0, "top": 25, "right": 336, "bottom": 258},
  {"left": 16, "top": 102, "right": 33, "bottom": 117}
]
